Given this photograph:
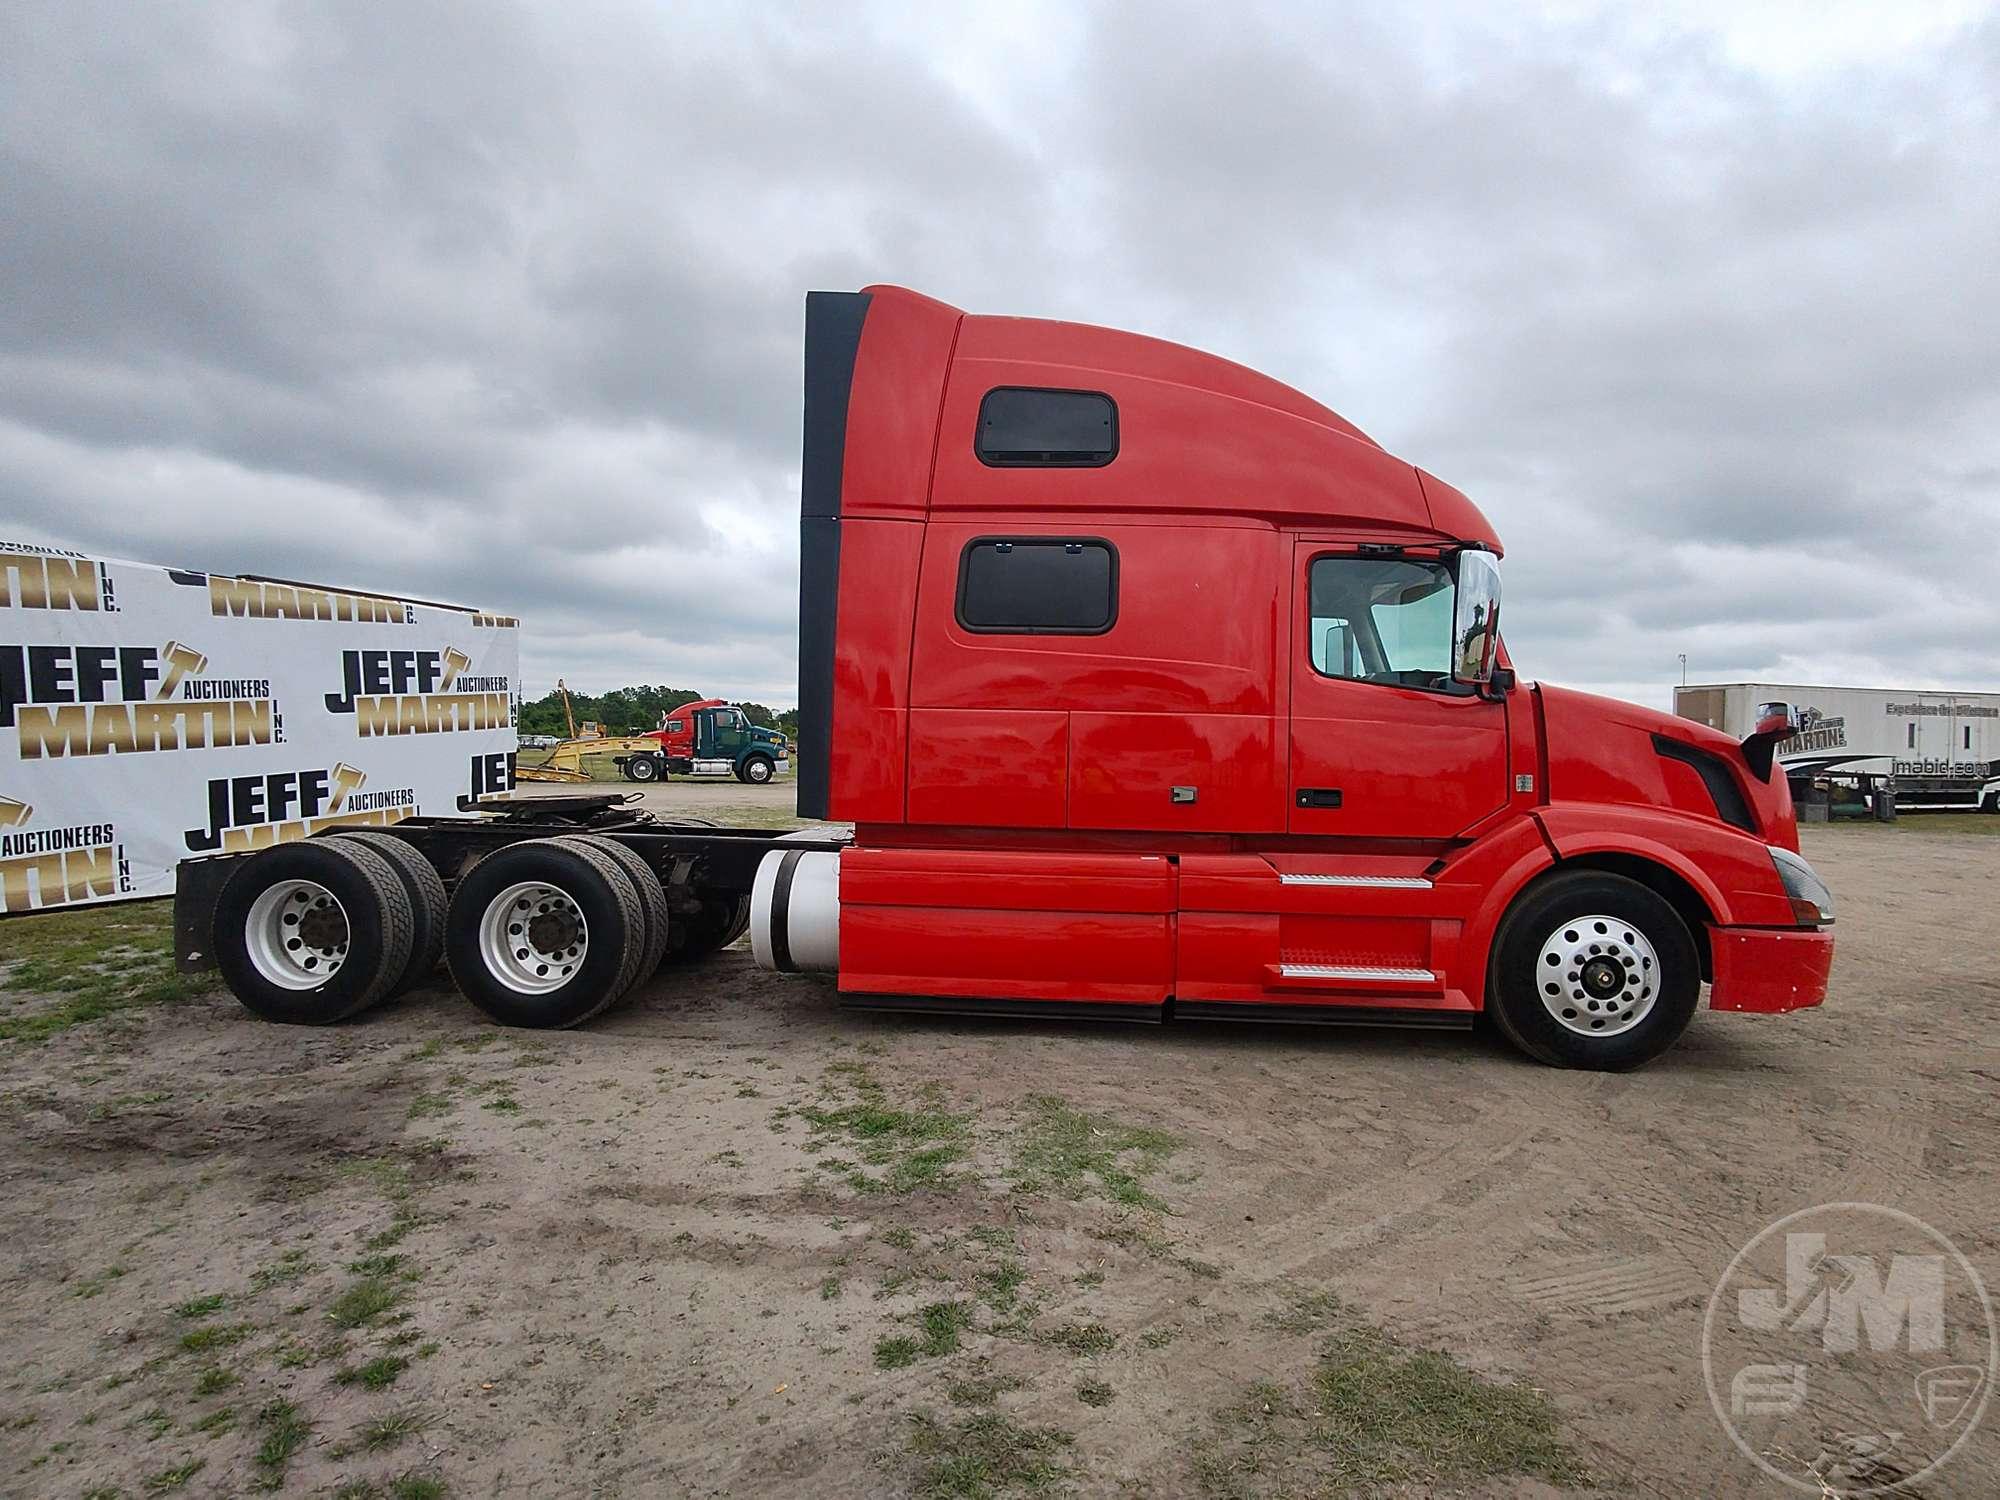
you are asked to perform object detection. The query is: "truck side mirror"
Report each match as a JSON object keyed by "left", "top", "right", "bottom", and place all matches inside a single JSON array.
[{"left": 1452, "top": 550, "right": 1503, "bottom": 687}]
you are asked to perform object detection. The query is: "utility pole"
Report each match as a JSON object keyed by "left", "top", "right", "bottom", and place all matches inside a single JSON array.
[{"left": 1678, "top": 654, "right": 1687, "bottom": 687}]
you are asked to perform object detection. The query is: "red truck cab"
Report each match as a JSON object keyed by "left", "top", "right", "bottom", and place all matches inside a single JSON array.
[{"left": 750, "top": 286, "right": 1834, "bottom": 1069}]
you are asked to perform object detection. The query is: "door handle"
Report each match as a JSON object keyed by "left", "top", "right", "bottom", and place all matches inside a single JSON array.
[{"left": 1296, "top": 788, "right": 1343, "bottom": 809}]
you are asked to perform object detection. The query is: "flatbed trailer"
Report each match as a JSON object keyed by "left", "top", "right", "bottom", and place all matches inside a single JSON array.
[{"left": 176, "top": 285, "right": 1836, "bottom": 1069}]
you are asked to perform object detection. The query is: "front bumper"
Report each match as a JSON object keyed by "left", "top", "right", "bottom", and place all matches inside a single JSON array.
[{"left": 1707, "top": 925, "right": 1834, "bottom": 1013}]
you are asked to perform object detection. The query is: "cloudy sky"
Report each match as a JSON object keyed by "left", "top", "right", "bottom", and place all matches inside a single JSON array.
[{"left": 4, "top": 0, "right": 1997, "bottom": 708}]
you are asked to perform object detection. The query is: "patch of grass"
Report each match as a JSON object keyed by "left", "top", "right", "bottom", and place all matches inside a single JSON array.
[
  {"left": 363, "top": 1215, "right": 422, "bottom": 1252},
  {"left": 178, "top": 1322, "right": 252, "bottom": 1353},
  {"left": 71, "top": 1264, "right": 129, "bottom": 1298},
  {"left": 820, "top": 1275, "right": 842, "bottom": 1301},
  {"left": 360, "top": 1405, "right": 429, "bottom": 1451},
  {"left": 904, "top": 1410, "right": 1075, "bottom": 1497},
  {"left": 406, "top": 1092, "right": 454, "bottom": 1120},
  {"left": 1040, "top": 1322, "right": 1116, "bottom": 1356},
  {"left": 277, "top": 1335, "right": 346, "bottom": 1369},
  {"left": 253, "top": 1399, "right": 312, "bottom": 1486},
  {"left": 191, "top": 1405, "right": 237, "bottom": 1435},
  {"left": 173, "top": 1293, "right": 226, "bottom": 1319},
  {"left": 1140, "top": 1328, "right": 1178, "bottom": 1349},
  {"left": 880, "top": 1226, "right": 917, "bottom": 1250},
  {"left": 947, "top": 1372, "right": 1028, "bottom": 1407},
  {"left": 480, "top": 1094, "right": 521, "bottom": 1115},
  {"left": 145, "top": 1456, "right": 206, "bottom": 1491},
  {"left": 800, "top": 1064, "right": 971, "bottom": 1194},
  {"left": 191, "top": 1365, "right": 236, "bottom": 1396},
  {"left": 1193, "top": 1298, "right": 1586, "bottom": 1496},
  {"left": 1308, "top": 1322, "right": 1584, "bottom": 1488},
  {"left": 1009, "top": 1096, "right": 1181, "bottom": 1209},
  {"left": 918, "top": 1300, "right": 975, "bottom": 1357},
  {"left": 390, "top": 1476, "right": 447, "bottom": 1500},
  {"left": 346, "top": 1252, "right": 406, "bottom": 1278},
  {"left": 1076, "top": 1378, "right": 1114, "bottom": 1407},
  {"left": 1260, "top": 1285, "right": 1344, "bottom": 1335},
  {"left": 976, "top": 1261, "right": 1025, "bottom": 1311},
  {"left": 874, "top": 1335, "right": 921, "bottom": 1370},
  {"left": 336, "top": 1354, "right": 409, "bottom": 1391},
  {"left": 0, "top": 901, "right": 207, "bottom": 1041},
  {"left": 252, "top": 1248, "right": 316, "bottom": 1290},
  {"left": 329, "top": 1278, "right": 401, "bottom": 1329}
]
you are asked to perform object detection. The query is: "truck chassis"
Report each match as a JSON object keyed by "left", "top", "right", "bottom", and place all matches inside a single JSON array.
[{"left": 174, "top": 795, "right": 842, "bottom": 1028}]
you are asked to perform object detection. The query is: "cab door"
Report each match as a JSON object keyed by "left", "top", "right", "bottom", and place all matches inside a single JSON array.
[
  {"left": 698, "top": 706, "right": 747, "bottom": 761},
  {"left": 1288, "top": 543, "right": 1509, "bottom": 839}
]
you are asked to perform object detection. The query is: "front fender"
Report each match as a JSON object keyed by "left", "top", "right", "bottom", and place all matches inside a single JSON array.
[{"left": 1532, "top": 802, "right": 1793, "bottom": 928}]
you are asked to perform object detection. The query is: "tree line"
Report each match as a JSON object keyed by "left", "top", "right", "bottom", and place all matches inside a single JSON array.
[{"left": 517, "top": 684, "right": 797, "bottom": 740}]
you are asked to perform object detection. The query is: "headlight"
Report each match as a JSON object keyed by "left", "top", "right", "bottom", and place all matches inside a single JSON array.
[{"left": 1769, "top": 846, "right": 1834, "bottom": 926}]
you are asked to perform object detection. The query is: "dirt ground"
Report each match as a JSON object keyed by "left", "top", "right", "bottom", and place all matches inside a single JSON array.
[{"left": 1, "top": 820, "right": 1996, "bottom": 1498}]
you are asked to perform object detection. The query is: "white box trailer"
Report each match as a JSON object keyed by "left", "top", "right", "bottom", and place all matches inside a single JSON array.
[
  {"left": 1674, "top": 681, "right": 2000, "bottom": 812},
  {"left": 2, "top": 542, "right": 521, "bottom": 913}
]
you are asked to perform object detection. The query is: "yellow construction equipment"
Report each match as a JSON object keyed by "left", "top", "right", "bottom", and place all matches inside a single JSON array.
[{"left": 515, "top": 734, "right": 665, "bottom": 784}]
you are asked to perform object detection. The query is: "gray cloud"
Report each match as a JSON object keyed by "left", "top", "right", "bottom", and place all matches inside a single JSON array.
[{"left": 3, "top": 0, "right": 1996, "bottom": 707}]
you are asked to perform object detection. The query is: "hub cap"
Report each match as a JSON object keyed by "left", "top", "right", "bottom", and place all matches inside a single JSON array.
[
  {"left": 245, "top": 879, "right": 350, "bottom": 990},
  {"left": 1535, "top": 914, "right": 1659, "bottom": 1037},
  {"left": 480, "top": 881, "right": 588, "bottom": 994}
]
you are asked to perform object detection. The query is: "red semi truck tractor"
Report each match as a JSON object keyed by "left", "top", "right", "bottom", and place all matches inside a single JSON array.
[{"left": 176, "top": 286, "right": 1834, "bottom": 1070}]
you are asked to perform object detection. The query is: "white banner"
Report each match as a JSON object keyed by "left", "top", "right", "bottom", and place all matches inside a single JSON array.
[{"left": 1, "top": 541, "right": 520, "bottom": 913}]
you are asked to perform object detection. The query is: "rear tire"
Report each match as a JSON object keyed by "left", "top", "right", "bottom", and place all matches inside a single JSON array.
[
  {"left": 558, "top": 835, "right": 671, "bottom": 980},
  {"left": 445, "top": 839, "right": 646, "bottom": 1028},
  {"left": 327, "top": 829, "right": 446, "bottom": 996},
  {"left": 215, "top": 840, "right": 415, "bottom": 1025},
  {"left": 1488, "top": 871, "right": 1700, "bottom": 1070},
  {"left": 627, "top": 755, "right": 659, "bottom": 783}
]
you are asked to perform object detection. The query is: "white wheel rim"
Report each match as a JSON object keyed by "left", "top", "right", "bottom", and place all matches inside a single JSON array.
[
  {"left": 480, "top": 881, "right": 587, "bottom": 994},
  {"left": 1535, "top": 913, "right": 1660, "bottom": 1037},
  {"left": 246, "top": 879, "right": 350, "bottom": 990}
]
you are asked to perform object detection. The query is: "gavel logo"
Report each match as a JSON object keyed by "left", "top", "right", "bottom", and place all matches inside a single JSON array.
[
  {"left": 158, "top": 640, "right": 209, "bottom": 699},
  {"left": 440, "top": 647, "right": 472, "bottom": 693},
  {"left": 328, "top": 763, "right": 367, "bottom": 813},
  {"left": 0, "top": 796, "right": 32, "bottom": 830}
]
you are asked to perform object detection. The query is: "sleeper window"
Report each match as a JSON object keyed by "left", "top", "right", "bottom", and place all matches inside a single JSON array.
[
  {"left": 976, "top": 388, "right": 1118, "bottom": 466},
  {"left": 957, "top": 539, "right": 1116, "bottom": 634}
]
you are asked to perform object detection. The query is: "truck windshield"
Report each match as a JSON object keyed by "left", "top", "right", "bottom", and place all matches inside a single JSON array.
[{"left": 1310, "top": 556, "right": 1456, "bottom": 690}]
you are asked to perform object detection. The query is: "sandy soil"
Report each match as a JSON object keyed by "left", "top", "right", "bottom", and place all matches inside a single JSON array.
[{"left": 1, "top": 824, "right": 1995, "bottom": 1498}]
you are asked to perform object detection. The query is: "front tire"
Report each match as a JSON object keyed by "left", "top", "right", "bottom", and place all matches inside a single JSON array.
[
  {"left": 215, "top": 840, "right": 415, "bottom": 1025},
  {"left": 1488, "top": 871, "right": 1700, "bottom": 1070},
  {"left": 445, "top": 839, "right": 646, "bottom": 1028},
  {"left": 742, "top": 754, "right": 775, "bottom": 785}
]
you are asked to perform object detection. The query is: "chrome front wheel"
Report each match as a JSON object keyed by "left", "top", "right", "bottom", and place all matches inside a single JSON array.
[{"left": 1535, "top": 914, "right": 1659, "bottom": 1038}]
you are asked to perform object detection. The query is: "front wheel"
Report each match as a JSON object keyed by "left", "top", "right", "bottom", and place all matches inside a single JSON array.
[
  {"left": 741, "top": 754, "right": 774, "bottom": 785},
  {"left": 1487, "top": 871, "right": 1700, "bottom": 1070}
]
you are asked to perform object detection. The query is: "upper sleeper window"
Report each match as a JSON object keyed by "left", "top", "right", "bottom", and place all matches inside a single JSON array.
[
  {"left": 957, "top": 539, "right": 1117, "bottom": 635},
  {"left": 976, "top": 388, "right": 1118, "bottom": 467}
]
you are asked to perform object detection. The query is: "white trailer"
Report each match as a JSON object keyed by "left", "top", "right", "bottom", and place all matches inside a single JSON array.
[{"left": 1674, "top": 682, "right": 2000, "bottom": 812}]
